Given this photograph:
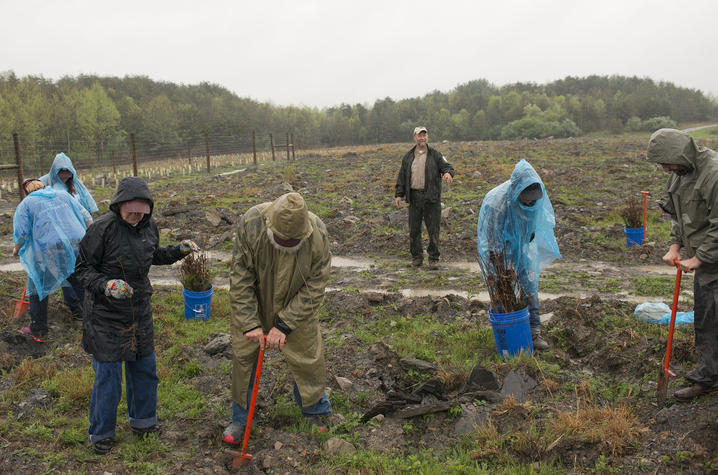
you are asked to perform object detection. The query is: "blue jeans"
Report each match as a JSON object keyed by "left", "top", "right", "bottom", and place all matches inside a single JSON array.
[
  {"left": 89, "top": 353, "right": 159, "bottom": 443},
  {"left": 232, "top": 359, "right": 331, "bottom": 425}
]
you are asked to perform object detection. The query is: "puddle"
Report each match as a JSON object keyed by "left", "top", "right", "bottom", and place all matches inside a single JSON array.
[{"left": 0, "top": 262, "right": 23, "bottom": 272}]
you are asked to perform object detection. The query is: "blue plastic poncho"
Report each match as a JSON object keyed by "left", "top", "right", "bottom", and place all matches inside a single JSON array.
[
  {"left": 40, "top": 152, "right": 99, "bottom": 214},
  {"left": 13, "top": 188, "right": 89, "bottom": 300},
  {"left": 477, "top": 159, "right": 561, "bottom": 295}
]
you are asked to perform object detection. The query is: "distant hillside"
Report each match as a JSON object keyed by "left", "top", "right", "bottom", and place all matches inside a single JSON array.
[{"left": 0, "top": 72, "right": 715, "bottom": 157}]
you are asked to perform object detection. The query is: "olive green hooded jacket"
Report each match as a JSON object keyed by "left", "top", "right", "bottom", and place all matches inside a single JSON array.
[
  {"left": 229, "top": 201, "right": 331, "bottom": 408},
  {"left": 647, "top": 128, "right": 718, "bottom": 284}
]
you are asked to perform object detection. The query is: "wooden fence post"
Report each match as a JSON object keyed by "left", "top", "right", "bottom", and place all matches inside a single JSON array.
[
  {"left": 130, "top": 133, "right": 138, "bottom": 176},
  {"left": 270, "top": 134, "right": 276, "bottom": 161},
  {"left": 252, "top": 130, "right": 257, "bottom": 166},
  {"left": 291, "top": 134, "right": 295, "bottom": 160},
  {"left": 13, "top": 133, "right": 24, "bottom": 201},
  {"left": 187, "top": 144, "right": 192, "bottom": 165},
  {"left": 204, "top": 133, "right": 210, "bottom": 172},
  {"left": 111, "top": 151, "right": 117, "bottom": 175},
  {"left": 286, "top": 133, "right": 290, "bottom": 161}
]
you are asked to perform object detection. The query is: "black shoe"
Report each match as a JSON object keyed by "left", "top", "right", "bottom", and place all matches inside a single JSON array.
[
  {"left": 305, "top": 414, "right": 329, "bottom": 432},
  {"left": 131, "top": 424, "right": 160, "bottom": 438},
  {"left": 93, "top": 438, "right": 114, "bottom": 455}
]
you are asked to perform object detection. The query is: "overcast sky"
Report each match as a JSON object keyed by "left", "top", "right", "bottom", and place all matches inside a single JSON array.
[{"left": 2, "top": 0, "right": 716, "bottom": 108}]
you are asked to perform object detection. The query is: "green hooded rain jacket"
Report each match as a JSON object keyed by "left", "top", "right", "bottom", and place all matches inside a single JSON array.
[
  {"left": 229, "top": 201, "right": 331, "bottom": 408},
  {"left": 647, "top": 128, "right": 718, "bottom": 284}
]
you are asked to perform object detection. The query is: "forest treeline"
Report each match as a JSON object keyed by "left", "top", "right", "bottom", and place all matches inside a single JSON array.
[{"left": 1, "top": 71, "right": 716, "bottom": 159}]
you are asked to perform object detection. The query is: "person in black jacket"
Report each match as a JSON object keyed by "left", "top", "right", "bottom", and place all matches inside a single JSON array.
[
  {"left": 394, "top": 126, "right": 454, "bottom": 268},
  {"left": 75, "top": 177, "right": 199, "bottom": 454}
]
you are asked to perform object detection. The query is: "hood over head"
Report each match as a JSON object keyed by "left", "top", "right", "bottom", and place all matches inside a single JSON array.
[
  {"left": 110, "top": 177, "right": 154, "bottom": 219},
  {"left": 646, "top": 128, "right": 696, "bottom": 168},
  {"left": 262, "top": 192, "right": 313, "bottom": 242},
  {"left": 49, "top": 153, "right": 78, "bottom": 180}
]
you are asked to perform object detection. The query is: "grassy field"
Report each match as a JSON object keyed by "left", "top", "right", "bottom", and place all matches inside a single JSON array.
[{"left": 1, "top": 130, "right": 717, "bottom": 473}]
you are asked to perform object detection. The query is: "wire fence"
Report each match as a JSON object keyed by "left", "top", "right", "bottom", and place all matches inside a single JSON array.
[{"left": 0, "top": 131, "right": 299, "bottom": 201}]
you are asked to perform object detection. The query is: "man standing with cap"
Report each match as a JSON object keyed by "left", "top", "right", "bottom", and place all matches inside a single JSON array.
[
  {"left": 646, "top": 128, "right": 718, "bottom": 402},
  {"left": 223, "top": 192, "right": 333, "bottom": 444},
  {"left": 394, "top": 126, "right": 454, "bottom": 268}
]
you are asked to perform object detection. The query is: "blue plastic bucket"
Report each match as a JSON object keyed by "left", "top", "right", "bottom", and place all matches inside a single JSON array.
[
  {"left": 183, "top": 285, "right": 213, "bottom": 321},
  {"left": 624, "top": 227, "right": 644, "bottom": 247},
  {"left": 488, "top": 307, "right": 533, "bottom": 359}
]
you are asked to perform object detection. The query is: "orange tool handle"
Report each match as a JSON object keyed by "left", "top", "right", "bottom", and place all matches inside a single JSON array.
[
  {"left": 663, "top": 259, "right": 682, "bottom": 377},
  {"left": 641, "top": 191, "right": 650, "bottom": 240},
  {"left": 239, "top": 336, "right": 266, "bottom": 459}
]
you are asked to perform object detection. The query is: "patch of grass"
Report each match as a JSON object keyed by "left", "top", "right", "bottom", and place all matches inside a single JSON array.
[{"left": 631, "top": 276, "right": 675, "bottom": 296}]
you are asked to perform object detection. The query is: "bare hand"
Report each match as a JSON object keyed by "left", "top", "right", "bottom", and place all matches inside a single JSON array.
[
  {"left": 395, "top": 196, "right": 403, "bottom": 209},
  {"left": 662, "top": 245, "right": 681, "bottom": 266},
  {"left": 442, "top": 173, "right": 453, "bottom": 184},
  {"left": 12, "top": 244, "right": 21, "bottom": 257},
  {"left": 244, "top": 327, "right": 266, "bottom": 349},
  {"left": 266, "top": 327, "right": 287, "bottom": 350},
  {"left": 678, "top": 256, "right": 701, "bottom": 273}
]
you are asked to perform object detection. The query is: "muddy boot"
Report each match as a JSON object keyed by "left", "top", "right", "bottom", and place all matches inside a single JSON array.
[
  {"left": 531, "top": 328, "right": 549, "bottom": 351},
  {"left": 221, "top": 423, "right": 245, "bottom": 445},
  {"left": 673, "top": 384, "right": 711, "bottom": 402},
  {"left": 410, "top": 258, "right": 423, "bottom": 267}
]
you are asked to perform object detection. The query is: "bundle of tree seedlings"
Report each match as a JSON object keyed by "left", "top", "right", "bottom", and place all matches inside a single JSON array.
[
  {"left": 180, "top": 251, "right": 212, "bottom": 292},
  {"left": 478, "top": 246, "right": 527, "bottom": 313},
  {"left": 619, "top": 196, "right": 643, "bottom": 228}
]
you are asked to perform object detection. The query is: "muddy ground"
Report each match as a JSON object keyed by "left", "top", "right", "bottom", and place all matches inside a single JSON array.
[{"left": 0, "top": 135, "right": 717, "bottom": 473}]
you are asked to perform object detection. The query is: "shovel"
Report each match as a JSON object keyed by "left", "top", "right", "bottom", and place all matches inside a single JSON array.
[
  {"left": 231, "top": 336, "right": 266, "bottom": 468},
  {"left": 12, "top": 282, "right": 29, "bottom": 318},
  {"left": 657, "top": 259, "right": 682, "bottom": 406}
]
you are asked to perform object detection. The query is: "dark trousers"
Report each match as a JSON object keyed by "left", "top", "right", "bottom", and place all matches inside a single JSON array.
[
  {"left": 409, "top": 189, "right": 441, "bottom": 261},
  {"left": 686, "top": 278, "right": 718, "bottom": 388},
  {"left": 29, "top": 273, "right": 84, "bottom": 334},
  {"left": 527, "top": 293, "right": 540, "bottom": 329}
]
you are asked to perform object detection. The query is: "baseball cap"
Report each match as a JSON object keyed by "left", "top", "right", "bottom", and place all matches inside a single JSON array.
[{"left": 413, "top": 126, "right": 428, "bottom": 135}]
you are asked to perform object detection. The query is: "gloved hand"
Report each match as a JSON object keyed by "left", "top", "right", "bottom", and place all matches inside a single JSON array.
[
  {"left": 180, "top": 240, "right": 201, "bottom": 254},
  {"left": 104, "top": 279, "right": 133, "bottom": 299}
]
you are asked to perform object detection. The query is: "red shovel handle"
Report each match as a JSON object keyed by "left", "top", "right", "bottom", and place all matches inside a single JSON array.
[
  {"left": 663, "top": 260, "right": 682, "bottom": 377},
  {"left": 238, "top": 336, "right": 266, "bottom": 461}
]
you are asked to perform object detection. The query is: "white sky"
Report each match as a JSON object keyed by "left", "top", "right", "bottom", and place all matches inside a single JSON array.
[{"left": 1, "top": 0, "right": 716, "bottom": 108}]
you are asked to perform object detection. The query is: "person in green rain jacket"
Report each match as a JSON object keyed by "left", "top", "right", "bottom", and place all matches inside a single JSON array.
[
  {"left": 646, "top": 128, "right": 718, "bottom": 402},
  {"left": 222, "top": 192, "right": 332, "bottom": 444}
]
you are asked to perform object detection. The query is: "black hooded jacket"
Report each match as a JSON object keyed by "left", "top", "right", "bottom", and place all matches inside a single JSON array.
[
  {"left": 395, "top": 145, "right": 454, "bottom": 204},
  {"left": 75, "top": 177, "right": 184, "bottom": 361}
]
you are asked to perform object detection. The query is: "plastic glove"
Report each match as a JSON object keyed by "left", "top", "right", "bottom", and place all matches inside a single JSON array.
[
  {"left": 180, "top": 240, "right": 201, "bottom": 254},
  {"left": 104, "top": 279, "right": 133, "bottom": 299}
]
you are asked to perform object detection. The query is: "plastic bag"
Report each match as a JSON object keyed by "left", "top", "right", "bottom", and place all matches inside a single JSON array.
[{"left": 634, "top": 302, "right": 694, "bottom": 325}]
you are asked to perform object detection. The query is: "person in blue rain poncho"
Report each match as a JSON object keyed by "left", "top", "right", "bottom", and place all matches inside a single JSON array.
[
  {"left": 476, "top": 159, "right": 561, "bottom": 350},
  {"left": 12, "top": 179, "right": 92, "bottom": 342},
  {"left": 40, "top": 152, "right": 99, "bottom": 215}
]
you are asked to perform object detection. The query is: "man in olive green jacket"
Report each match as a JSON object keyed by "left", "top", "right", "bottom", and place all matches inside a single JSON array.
[
  {"left": 646, "top": 128, "right": 718, "bottom": 401},
  {"left": 222, "top": 192, "right": 332, "bottom": 444}
]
